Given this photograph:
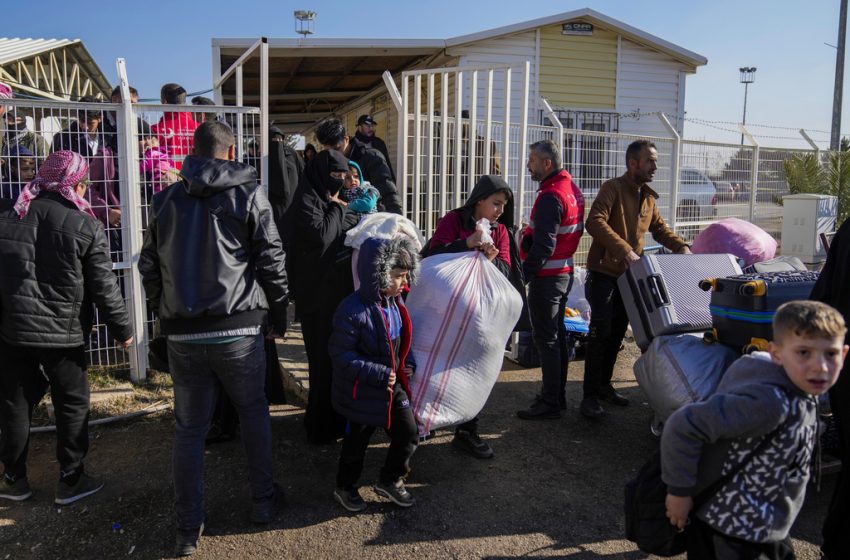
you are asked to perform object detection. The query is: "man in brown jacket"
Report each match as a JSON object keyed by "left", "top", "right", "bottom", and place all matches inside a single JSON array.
[{"left": 581, "top": 139, "right": 690, "bottom": 419}]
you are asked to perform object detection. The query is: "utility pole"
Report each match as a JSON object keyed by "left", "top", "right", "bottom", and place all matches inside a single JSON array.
[
  {"left": 740, "top": 67, "right": 756, "bottom": 145},
  {"left": 832, "top": 0, "right": 848, "bottom": 150}
]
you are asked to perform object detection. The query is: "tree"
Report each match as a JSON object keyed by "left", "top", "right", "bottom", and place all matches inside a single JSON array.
[{"left": 782, "top": 137, "right": 850, "bottom": 224}]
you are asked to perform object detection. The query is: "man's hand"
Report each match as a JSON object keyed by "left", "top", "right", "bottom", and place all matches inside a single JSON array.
[
  {"left": 466, "top": 229, "right": 485, "bottom": 249},
  {"left": 118, "top": 337, "right": 134, "bottom": 349},
  {"left": 665, "top": 494, "right": 693, "bottom": 531},
  {"left": 108, "top": 208, "right": 122, "bottom": 227},
  {"left": 387, "top": 370, "right": 397, "bottom": 387},
  {"left": 676, "top": 245, "right": 692, "bottom": 255},
  {"left": 481, "top": 242, "right": 499, "bottom": 261},
  {"left": 626, "top": 250, "right": 641, "bottom": 264}
]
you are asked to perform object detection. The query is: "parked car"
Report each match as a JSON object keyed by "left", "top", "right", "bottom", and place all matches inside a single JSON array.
[
  {"left": 712, "top": 180, "right": 736, "bottom": 204},
  {"left": 677, "top": 167, "right": 718, "bottom": 220}
]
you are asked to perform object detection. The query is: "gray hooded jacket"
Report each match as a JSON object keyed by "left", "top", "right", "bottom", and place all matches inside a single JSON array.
[{"left": 661, "top": 353, "right": 818, "bottom": 543}]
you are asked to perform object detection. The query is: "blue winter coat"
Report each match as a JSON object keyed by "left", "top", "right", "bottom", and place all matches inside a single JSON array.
[{"left": 329, "top": 237, "right": 417, "bottom": 428}]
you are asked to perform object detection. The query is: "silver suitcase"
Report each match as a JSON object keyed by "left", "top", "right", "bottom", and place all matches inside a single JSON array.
[{"left": 617, "top": 253, "right": 741, "bottom": 350}]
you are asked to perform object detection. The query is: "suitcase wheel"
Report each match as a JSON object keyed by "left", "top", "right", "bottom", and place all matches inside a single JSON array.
[
  {"left": 742, "top": 344, "right": 759, "bottom": 354},
  {"left": 740, "top": 281, "right": 766, "bottom": 296},
  {"left": 703, "top": 329, "right": 718, "bottom": 344},
  {"left": 699, "top": 278, "right": 716, "bottom": 292},
  {"left": 749, "top": 338, "right": 770, "bottom": 352}
]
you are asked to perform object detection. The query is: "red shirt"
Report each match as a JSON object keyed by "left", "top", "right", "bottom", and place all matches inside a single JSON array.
[
  {"left": 151, "top": 112, "right": 199, "bottom": 170},
  {"left": 428, "top": 209, "right": 511, "bottom": 267}
]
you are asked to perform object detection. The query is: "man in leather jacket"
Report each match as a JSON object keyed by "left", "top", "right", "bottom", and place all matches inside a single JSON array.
[{"left": 139, "top": 121, "right": 289, "bottom": 557}]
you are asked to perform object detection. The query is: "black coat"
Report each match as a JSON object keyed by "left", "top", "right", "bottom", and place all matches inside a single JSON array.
[
  {"left": 287, "top": 151, "right": 359, "bottom": 315},
  {"left": 354, "top": 131, "right": 394, "bottom": 181},
  {"left": 349, "top": 138, "right": 402, "bottom": 214},
  {"left": 0, "top": 192, "right": 131, "bottom": 347},
  {"left": 139, "top": 156, "right": 289, "bottom": 335}
]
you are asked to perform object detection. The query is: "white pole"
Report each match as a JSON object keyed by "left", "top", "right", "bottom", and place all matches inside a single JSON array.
[
  {"left": 517, "top": 62, "right": 530, "bottom": 226},
  {"left": 236, "top": 66, "right": 244, "bottom": 163},
  {"left": 454, "top": 71, "right": 464, "bottom": 209},
  {"left": 400, "top": 75, "right": 409, "bottom": 217},
  {"left": 260, "top": 38, "right": 269, "bottom": 188},
  {"left": 469, "top": 70, "right": 478, "bottom": 194},
  {"left": 502, "top": 67, "right": 512, "bottom": 182},
  {"left": 426, "top": 73, "right": 435, "bottom": 234},
  {"left": 658, "top": 112, "right": 682, "bottom": 231},
  {"left": 413, "top": 74, "right": 422, "bottom": 224},
  {"left": 439, "top": 72, "right": 449, "bottom": 217},
  {"left": 115, "top": 58, "right": 148, "bottom": 382},
  {"left": 484, "top": 69, "right": 493, "bottom": 177}
]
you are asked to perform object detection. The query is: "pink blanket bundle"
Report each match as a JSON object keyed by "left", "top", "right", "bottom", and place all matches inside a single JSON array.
[{"left": 691, "top": 218, "right": 777, "bottom": 267}]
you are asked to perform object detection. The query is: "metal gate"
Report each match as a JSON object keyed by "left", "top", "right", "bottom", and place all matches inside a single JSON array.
[{"left": 383, "top": 62, "right": 531, "bottom": 237}]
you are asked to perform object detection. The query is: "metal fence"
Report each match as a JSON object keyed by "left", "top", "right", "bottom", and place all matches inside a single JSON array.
[{"left": 1, "top": 88, "right": 263, "bottom": 380}]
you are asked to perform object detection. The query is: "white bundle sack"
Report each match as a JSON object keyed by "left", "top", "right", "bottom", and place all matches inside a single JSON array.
[
  {"left": 406, "top": 251, "right": 523, "bottom": 434},
  {"left": 566, "top": 265, "right": 590, "bottom": 319},
  {"left": 345, "top": 212, "right": 425, "bottom": 290}
]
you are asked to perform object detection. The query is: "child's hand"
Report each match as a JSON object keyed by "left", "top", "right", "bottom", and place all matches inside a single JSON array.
[
  {"left": 387, "top": 370, "right": 397, "bottom": 387},
  {"left": 665, "top": 494, "right": 693, "bottom": 531},
  {"left": 466, "top": 229, "right": 485, "bottom": 249},
  {"left": 401, "top": 366, "right": 414, "bottom": 379},
  {"left": 481, "top": 242, "right": 499, "bottom": 261}
]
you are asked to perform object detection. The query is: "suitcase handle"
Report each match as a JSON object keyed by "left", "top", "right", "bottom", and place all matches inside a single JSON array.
[
  {"left": 647, "top": 274, "right": 670, "bottom": 308},
  {"left": 638, "top": 279, "right": 654, "bottom": 313}
]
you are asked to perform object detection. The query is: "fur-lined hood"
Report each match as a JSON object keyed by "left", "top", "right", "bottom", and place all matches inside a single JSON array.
[{"left": 356, "top": 236, "right": 421, "bottom": 302}]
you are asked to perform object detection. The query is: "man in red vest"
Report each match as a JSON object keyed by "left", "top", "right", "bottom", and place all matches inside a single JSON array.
[
  {"left": 581, "top": 140, "right": 689, "bottom": 419},
  {"left": 517, "top": 139, "right": 584, "bottom": 420}
]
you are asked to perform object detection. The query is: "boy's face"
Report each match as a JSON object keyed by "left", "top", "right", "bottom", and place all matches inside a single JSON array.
[
  {"left": 769, "top": 332, "right": 848, "bottom": 396},
  {"left": 345, "top": 167, "right": 360, "bottom": 189},
  {"left": 383, "top": 267, "right": 409, "bottom": 298}
]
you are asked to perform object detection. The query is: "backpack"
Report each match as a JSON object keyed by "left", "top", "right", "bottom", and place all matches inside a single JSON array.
[
  {"left": 623, "top": 451, "right": 687, "bottom": 556},
  {"left": 625, "top": 428, "right": 780, "bottom": 556}
]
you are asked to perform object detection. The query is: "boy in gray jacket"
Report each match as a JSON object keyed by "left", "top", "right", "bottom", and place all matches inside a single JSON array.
[{"left": 662, "top": 300, "right": 848, "bottom": 559}]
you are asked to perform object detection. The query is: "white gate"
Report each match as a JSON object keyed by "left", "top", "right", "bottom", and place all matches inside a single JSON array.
[{"left": 383, "top": 62, "right": 531, "bottom": 237}]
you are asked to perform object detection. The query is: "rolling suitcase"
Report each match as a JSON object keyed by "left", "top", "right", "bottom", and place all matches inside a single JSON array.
[
  {"left": 701, "top": 270, "right": 820, "bottom": 353},
  {"left": 742, "top": 256, "right": 807, "bottom": 274},
  {"left": 618, "top": 254, "right": 742, "bottom": 351}
]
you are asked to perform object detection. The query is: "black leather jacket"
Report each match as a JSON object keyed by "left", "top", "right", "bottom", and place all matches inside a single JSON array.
[
  {"left": 0, "top": 192, "right": 132, "bottom": 347},
  {"left": 139, "top": 156, "right": 289, "bottom": 335}
]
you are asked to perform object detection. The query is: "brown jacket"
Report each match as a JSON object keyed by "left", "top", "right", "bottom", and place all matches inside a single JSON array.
[{"left": 585, "top": 174, "right": 687, "bottom": 277}]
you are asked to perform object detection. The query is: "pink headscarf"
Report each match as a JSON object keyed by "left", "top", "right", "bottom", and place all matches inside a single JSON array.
[
  {"left": 0, "top": 82, "right": 12, "bottom": 100},
  {"left": 13, "top": 150, "right": 95, "bottom": 219}
]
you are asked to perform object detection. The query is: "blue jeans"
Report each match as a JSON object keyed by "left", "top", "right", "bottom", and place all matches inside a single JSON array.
[
  {"left": 527, "top": 274, "right": 573, "bottom": 407},
  {"left": 168, "top": 334, "right": 273, "bottom": 531}
]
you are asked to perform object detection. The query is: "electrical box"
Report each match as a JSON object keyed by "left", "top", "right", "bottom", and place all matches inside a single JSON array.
[{"left": 781, "top": 194, "right": 837, "bottom": 263}]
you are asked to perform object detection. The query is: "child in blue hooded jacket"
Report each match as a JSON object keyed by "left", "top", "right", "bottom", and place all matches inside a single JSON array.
[{"left": 329, "top": 235, "right": 420, "bottom": 512}]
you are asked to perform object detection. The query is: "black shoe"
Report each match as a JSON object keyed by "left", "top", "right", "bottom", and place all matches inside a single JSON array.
[
  {"left": 334, "top": 486, "right": 367, "bottom": 512},
  {"left": 452, "top": 430, "right": 494, "bottom": 459},
  {"left": 54, "top": 472, "right": 104, "bottom": 506},
  {"left": 535, "top": 394, "right": 567, "bottom": 411},
  {"left": 580, "top": 397, "right": 605, "bottom": 419},
  {"left": 0, "top": 474, "right": 32, "bottom": 502},
  {"left": 599, "top": 385, "right": 629, "bottom": 406},
  {"left": 250, "top": 483, "right": 285, "bottom": 524},
  {"left": 374, "top": 479, "right": 415, "bottom": 508},
  {"left": 517, "top": 401, "right": 561, "bottom": 420},
  {"left": 175, "top": 523, "right": 204, "bottom": 557}
]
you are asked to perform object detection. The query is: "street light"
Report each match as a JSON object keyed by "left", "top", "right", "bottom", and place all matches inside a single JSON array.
[
  {"left": 294, "top": 10, "right": 316, "bottom": 37},
  {"left": 739, "top": 66, "right": 757, "bottom": 145}
]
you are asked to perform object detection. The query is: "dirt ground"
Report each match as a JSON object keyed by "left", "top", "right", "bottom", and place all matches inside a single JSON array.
[{"left": 0, "top": 344, "right": 835, "bottom": 560}]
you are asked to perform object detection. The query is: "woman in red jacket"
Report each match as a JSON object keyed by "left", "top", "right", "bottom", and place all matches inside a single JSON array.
[{"left": 424, "top": 174, "right": 514, "bottom": 459}]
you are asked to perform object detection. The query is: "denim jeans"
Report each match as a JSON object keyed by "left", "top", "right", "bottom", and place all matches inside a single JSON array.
[
  {"left": 582, "top": 271, "right": 631, "bottom": 398},
  {"left": 168, "top": 334, "right": 273, "bottom": 532},
  {"left": 0, "top": 340, "right": 88, "bottom": 479},
  {"left": 527, "top": 274, "right": 573, "bottom": 408}
]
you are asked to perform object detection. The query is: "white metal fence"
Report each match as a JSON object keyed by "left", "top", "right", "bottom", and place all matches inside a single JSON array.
[{"left": 1, "top": 82, "right": 263, "bottom": 381}]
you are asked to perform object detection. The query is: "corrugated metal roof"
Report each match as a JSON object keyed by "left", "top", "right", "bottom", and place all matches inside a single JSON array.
[{"left": 0, "top": 38, "right": 79, "bottom": 66}]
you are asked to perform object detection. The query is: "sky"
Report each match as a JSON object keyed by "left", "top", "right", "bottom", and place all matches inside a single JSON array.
[{"left": 10, "top": 0, "right": 848, "bottom": 148}]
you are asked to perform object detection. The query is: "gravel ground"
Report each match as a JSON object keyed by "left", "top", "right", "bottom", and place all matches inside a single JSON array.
[{"left": 0, "top": 344, "right": 835, "bottom": 559}]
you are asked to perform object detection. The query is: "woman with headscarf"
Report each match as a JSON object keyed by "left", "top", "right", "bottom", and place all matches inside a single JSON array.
[
  {"left": 289, "top": 149, "right": 361, "bottom": 444},
  {"left": 423, "top": 175, "right": 525, "bottom": 460}
]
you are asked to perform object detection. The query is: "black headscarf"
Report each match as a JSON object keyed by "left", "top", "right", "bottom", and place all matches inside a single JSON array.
[{"left": 304, "top": 149, "right": 349, "bottom": 199}]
